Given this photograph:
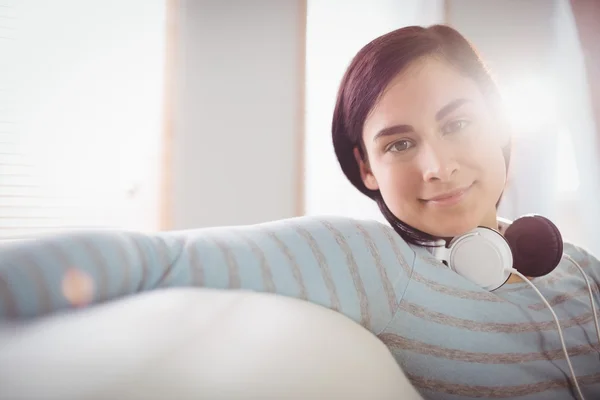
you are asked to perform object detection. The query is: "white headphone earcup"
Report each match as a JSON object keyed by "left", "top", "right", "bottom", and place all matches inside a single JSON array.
[{"left": 447, "top": 228, "right": 512, "bottom": 291}]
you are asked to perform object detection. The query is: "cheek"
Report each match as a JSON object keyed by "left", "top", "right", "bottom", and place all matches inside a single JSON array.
[
  {"left": 471, "top": 143, "right": 507, "bottom": 196},
  {"left": 490, "top": 149, "right": 508, "bottom": 194},
  {"left": 371, "top": 160, "right": 419, "bottom": 204}
]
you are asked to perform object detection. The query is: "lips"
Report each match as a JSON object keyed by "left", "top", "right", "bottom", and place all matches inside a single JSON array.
[{"left": 423, "top": 184, "right": 473, "bottom": 205}]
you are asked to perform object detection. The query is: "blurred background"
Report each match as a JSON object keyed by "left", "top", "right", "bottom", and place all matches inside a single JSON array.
[{"left": 0, "top": 0, "right": 598, "bottom": 255}]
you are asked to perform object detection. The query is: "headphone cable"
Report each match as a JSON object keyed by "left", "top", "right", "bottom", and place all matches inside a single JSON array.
[
  {"left": 509, "top": 268, "right": 585, "bottom": 400},
  {"left": 562, "top": 254, "right": 600, "bottom": 345}
]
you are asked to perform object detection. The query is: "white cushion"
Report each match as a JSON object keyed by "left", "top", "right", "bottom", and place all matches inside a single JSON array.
[{"left": 0, "top": 288, "right": 423, "bottom": 400}]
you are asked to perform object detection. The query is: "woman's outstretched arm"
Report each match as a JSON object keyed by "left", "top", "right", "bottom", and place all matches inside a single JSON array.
[{"left": 0, "top": 216, "right": 415, "bottom": 334}]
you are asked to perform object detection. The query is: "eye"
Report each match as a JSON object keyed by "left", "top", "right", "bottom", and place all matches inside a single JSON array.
[
  {"left": 386, "top": 139, "right": 414, "bottom": 153},
  {"left": 443, "top": 119, "right": 471, "bottom": 135}
]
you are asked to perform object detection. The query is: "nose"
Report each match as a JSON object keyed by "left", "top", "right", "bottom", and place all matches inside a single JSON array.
[{"left": 421, "top": 141, "right": 459, "bottom": 182}]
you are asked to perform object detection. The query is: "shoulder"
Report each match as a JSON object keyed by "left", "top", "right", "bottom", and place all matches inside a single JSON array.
[
  {"left": 562, "top": 241, "right": 600, "bottom": 284},
  {"left": 563, "top": 241, "right": 599, "bottom": 264}
]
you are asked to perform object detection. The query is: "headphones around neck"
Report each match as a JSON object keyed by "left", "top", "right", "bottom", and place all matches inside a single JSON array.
[
  {"left": 432, "top": 214, "right": 564, "bottom": 291},
  {"left": 431, "top": 214, "right": 597, "bottom": 400}
]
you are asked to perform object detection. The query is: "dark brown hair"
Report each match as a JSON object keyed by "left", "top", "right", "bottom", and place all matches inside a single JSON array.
[{"left": 331, "top": 24, "right": 511, "bottom": 246}]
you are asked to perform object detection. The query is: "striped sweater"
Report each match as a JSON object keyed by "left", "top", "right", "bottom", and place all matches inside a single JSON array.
[{"left": 0, "top": 215, "right": 599, "bottom": 399}]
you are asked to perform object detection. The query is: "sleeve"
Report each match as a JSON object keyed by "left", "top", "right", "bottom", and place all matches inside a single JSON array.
[
  {"left": 0, "top": 230, "right": 183, "bottom": 320},
  {"left": 0, "top": 217, "right": 416, "bottom": 333}
]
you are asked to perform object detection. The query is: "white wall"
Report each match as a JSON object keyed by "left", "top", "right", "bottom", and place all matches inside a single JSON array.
[
  {"left": 304, "top": 0, "right": 445, "bottom": 223},
  {"left": 172, "top": 0, "right": 304, "bottom": 229}
]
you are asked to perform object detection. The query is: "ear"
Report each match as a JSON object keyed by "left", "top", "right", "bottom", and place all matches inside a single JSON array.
[{"left": 353, "top": 147, "right": 379, "bottom": 191}]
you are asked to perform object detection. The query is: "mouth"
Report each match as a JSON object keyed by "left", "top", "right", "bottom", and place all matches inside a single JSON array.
[{"left": 422, "top": 184, "right": 473, "bottom": 206}]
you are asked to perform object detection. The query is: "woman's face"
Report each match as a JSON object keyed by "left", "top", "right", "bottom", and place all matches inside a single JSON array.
[{"left": 358, "top": 56, "right": 508, "bottom": 238}]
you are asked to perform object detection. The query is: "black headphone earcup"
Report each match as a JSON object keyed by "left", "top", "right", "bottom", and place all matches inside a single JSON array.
[{"left": 504, "top": 215, "right": 563, "bottom": 277}]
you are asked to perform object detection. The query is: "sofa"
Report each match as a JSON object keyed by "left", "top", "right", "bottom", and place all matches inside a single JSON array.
[{"left": 0, "top": 215, "right": 424, "bottom": 400}]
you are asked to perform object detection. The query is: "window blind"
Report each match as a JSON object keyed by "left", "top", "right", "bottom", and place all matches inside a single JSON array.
[
  {"left": 0, "top": 0, "right": 40, "bottom": 240},
  {"left": 0, "top": 0, "right": 102, "bottom": 240},
  {"left": 0, "top": 0, "right": 165, "bottom": 241}
]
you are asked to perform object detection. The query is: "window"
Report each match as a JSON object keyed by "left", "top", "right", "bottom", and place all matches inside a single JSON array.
[{"left": 0, "top": 0, "right": 167, "bottom": 240}]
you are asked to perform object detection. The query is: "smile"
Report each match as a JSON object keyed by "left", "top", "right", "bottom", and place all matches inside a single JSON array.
[{"left": 423, "top": 184, "right": 473, "bottom": 207}]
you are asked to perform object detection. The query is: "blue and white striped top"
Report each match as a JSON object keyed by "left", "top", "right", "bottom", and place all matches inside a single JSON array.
[{"left": 0, "top": 215, "right": 598, "bottom": 399}]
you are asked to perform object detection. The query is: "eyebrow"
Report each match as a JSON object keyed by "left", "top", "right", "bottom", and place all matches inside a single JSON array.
[{"left": 372, "top": 98, "right": 471, "bottom": 142}]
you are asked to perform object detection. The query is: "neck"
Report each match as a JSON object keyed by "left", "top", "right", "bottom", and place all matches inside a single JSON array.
[
  {"left": 480, "top": 208, "right": 500, "bottom": 232},
  {"left": 485, "top": 211, "right": 529, "bottom": 284}
]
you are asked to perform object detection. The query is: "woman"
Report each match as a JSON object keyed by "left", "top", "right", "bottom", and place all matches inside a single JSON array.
[
  {"left": 331, "top": 25, "right": 600, "bottom": 399},
  {"left": 0, "top": 23, "right": 598, "bottom": 400}
]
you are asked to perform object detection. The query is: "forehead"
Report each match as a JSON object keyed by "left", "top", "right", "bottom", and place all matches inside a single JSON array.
[{"left": 363, "top": 56, "right": 485, "bottom": 140}]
